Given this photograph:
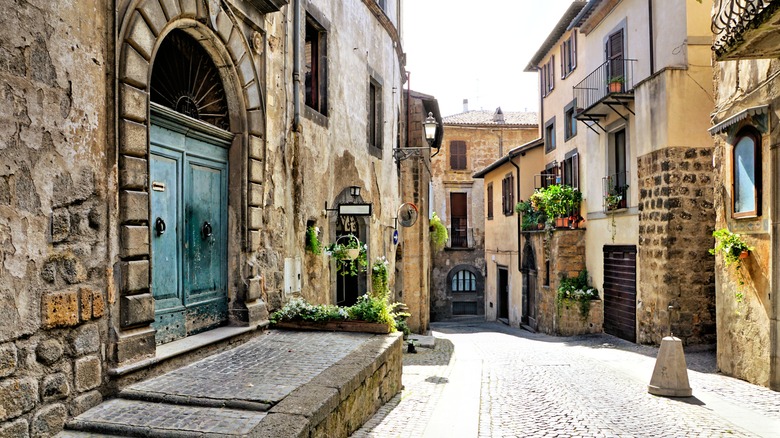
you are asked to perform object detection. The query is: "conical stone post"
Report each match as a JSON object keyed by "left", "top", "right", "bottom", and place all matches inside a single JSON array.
[{"left": 648, "top": 336, "right": 692, "bottom": 397}]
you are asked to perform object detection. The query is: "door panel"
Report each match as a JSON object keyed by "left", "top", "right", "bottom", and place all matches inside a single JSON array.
[
  {"left": 603, "top": 245, "right": 637, "bottom": 342},
  {"left": 150, "top": 124, "right": 228, "bottom": 344}
]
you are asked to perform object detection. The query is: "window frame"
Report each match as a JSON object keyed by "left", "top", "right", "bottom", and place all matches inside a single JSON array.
[
  {"left": 451, "top": 270, "right": 477, "bottom": 293},
  {"left": 501, "top": 173, "right": 515, "bottom": 216},
  {"left": 562, "top": 150, "right": 579, "bottom": 190},
  {"left": 367, "top": 76, "right": 383, "bottom": 153},
  {"left": 560, "top": 30, "right": 577, "bottom": 79},
  {"left": 541, "top": 56, "right": 555, "bottom": 98},
  {"left": 487, "top": 182, "right": 494, "bottom": 220},
  {"left": 544, "top": 117, "right": 556, "bottom": 153},
  {"left": 304, "top": 13, "right": 328, "bottom": 116},
  {"left": 564, "top": 99, "right": 577, "bottom": 141},
  {"left": 449, "top": 140, "right": 467, "bottom": 170},
  {"left": 731, "top": 127, "right": 762, "bottom": 219}
]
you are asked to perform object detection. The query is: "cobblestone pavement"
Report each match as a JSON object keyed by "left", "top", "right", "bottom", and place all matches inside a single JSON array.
[{"left": 353, "top": 319, "right": 780, "bottom": 438}]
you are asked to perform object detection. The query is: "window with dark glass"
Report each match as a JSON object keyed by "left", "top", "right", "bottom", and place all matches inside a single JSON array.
[
  {"left": 544, "top": 117, "right": 556, "bottom": 153},
  {"left": 450, "top": 140, "right": 467, "bottom": 170},
  {"left": 368, "top": 79, "right": 382, "bottom": 149},
  {"left": 564, "top": 100, "right": 577, "bottom": 141},
  {"left": 501, "top": 173, "right": 514, "bottom": 215},
  {"left": 607, "top": 128, "right": 628, "bottom": 208},
  {"left": 487, "top": 183, "right": 494, "bottom": 220},
  {"left": 560, "top": 30, "right": 577, "bottom": 78},
  {"left": 451, "top": 270, "right": 476, "bottom": 292},
  {"left": 732, "top": 127, "right": 761, "bottom": 218},
  {"left": 541, "top": 56, "right": 555, "bottom": 97},
  {"left": 305, "top": 15, "right": 327, "bottom": 115},
  {"left": 450, "top": 192, "right": 468, "bottom": 248},
  {"left": 562, "top": 151, "right": 579, "bottom": 190}
]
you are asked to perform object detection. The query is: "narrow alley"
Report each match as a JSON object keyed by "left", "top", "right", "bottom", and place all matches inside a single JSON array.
[{"left": 355, "top": 319, "right": 780, "bottom": 438}]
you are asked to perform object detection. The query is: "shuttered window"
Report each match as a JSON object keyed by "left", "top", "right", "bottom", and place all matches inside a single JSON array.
[
  {"left": 450, "top": 140, "right": 467, "bottom": 170},
  {"left": 487, "top": 183, "right": 494, "bottom": 220},
  {"left": 501, "top": 173, "right": 514, "bottom": 215}
]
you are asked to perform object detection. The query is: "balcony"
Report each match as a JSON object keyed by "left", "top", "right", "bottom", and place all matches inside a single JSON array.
[
  {"left": 573, "top": 59, "right": 637, "bottom": 132},
  {"left": 712, "top": 0, "right": 780, "bottom": 60},
  {"left": 447, "top": 227, "right": 475, "bottom": 250}
]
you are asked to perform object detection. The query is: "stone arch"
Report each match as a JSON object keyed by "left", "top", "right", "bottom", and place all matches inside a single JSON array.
[
  {"left": 113, "top": 0, "right": 266, "bottom": 365},
  {"left": 446, "top": 264, "right": 484, "bottom": 316}
]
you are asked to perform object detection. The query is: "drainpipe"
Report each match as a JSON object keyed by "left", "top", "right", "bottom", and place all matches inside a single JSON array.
[
  {"left": 648, "top": 0, "right": 655, "bottom": 75},
  {"left": 292, "top": 0, "right": 301, "bottom": 132},
  {"left": 509, "top": 155, "right": 521, "bottom": 273}
]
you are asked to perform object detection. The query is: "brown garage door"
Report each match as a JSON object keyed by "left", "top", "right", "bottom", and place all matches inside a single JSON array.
[{"left": 603, "top": 245, "right": 636, "bottom": 342}]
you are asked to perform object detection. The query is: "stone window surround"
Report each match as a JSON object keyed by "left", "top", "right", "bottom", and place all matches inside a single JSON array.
[
  {"left": 303, "top": 6, "right": 329, "bottom": 120},
  {"left": 544, "top": 116, "right": 556, "bottom": 153},
  {"left": 730, "top": 126, "right": 763, "bottom": 219},
  {"left": 114, "top": 1, "right": 267, "bottom": 367},
  {"left": 564, "top": 99, "right": 578, "bottom": 142},
  {"left": 367, "top": 67, "right": 384, "bottom": 158}
]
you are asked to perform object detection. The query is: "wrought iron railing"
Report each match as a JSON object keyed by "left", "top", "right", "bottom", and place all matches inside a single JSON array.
[
  {"left": 534, "top": 172, "right": 559, "bottom": 189},
  {"left": 447, "top": 227, "right": 474, "bottom": 249},
  {"left": 573, "top": 58, "right": 637, "bottom": 112},
  {"left": 712, "top": 0, "right": 777, "bottom": 57},
  {"left": 603, "top": 172, "right": 629, "bottom": 212}
]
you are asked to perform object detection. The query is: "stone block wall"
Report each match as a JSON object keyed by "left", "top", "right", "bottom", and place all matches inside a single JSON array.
[
  {"left": 0, "top": 0, "right": 110, "bottom": 436},
  {"left": 555, "top": 299, "right": 604, "bottom": 336},
  {"left": 636, "top": 147, "right": 716, "bottom": 345}
]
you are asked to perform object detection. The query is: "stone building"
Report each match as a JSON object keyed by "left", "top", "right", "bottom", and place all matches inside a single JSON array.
[
  {"left": 396, "top": 90, "right": 442, "bottom": 334},
  {"left": 0, "top": 0, "right": 406, "bottom": 435},
  {"left": 473, "top": 139, "right": 544, "bottom": 326},
  {"left": 524, "top": 0, "right": 716, "bottom": 345},
  {"left": 709, "top": 0, "right": 780, "bottom": 390},
  {"left": 430, "top": 105, "right": 537, "bottom": 321}
]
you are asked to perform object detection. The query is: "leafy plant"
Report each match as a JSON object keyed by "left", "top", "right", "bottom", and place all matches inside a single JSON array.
[
  {"left": 430, "top": 212, "right": 448, "bottom": 251},
  {"left": 556, "top": 269, "right": 599, "bottom": 319},
  {"left": 270, "top": 295, "right": 399, "bottom": 333},
  {"left": 608, "top": 75, "right": 625, "bottom": 84},
  {"left": 371, "top": 256, "right": 390, "bottom": 297},
  {"left": 347, "top": 294, "right": 396, "bottom": 331},
  {"left": 523, "top": 185, "right": 581, "bottom": 228},
  {"left": 305, "top": 225, "right": 322, "bottom": 254},
  {"left": 324, "top": 234, "right": 368, "bottom": 276},
  {"left": 710, "top": 228, "right": 753, "bottom": 301}
]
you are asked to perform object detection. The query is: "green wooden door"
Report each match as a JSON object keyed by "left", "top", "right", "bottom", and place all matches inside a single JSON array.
[{"left": 150, "top": 123, "right": 228, "bottom": 345}]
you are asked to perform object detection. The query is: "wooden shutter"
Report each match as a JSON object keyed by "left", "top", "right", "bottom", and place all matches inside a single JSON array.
[
  {"left": 572, "top": 153, "right": 580, "bottom": 190},
  {"left": 450, "top": 141, "right": 466, "bottom": 169},
  {"left": 571, "top": 30, "right": 577, "bottom": 70},
  {"left": 560, "top": 44, "right": 565, "bottom": 78},
  {"left": 607, "top": 29, "right": 624, "bottom": 79},
  {"left": 487, "top": 183, "right": 494, "bottom": 219}
]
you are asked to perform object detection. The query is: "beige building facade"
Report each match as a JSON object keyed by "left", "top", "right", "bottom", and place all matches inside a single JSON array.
[
  {"left": 430, "top": 108, "right": 538, "bottom": 321},
  {"left": 710, "top": 0, "right": 780, "bottom": 390},
  {"left": 0, "top": 0, "right": 407, "bottom": 434},
  {"left": 524, "top": 0, "right": 716, "bottom": 344}
]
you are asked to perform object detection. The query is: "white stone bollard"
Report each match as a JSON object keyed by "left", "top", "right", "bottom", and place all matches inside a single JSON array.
[{"left": 648, "top": 336, "right": 692, "bottom": 397}]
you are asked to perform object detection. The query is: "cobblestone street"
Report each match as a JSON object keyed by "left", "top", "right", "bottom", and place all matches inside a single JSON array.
[{"left": 354, "top": 318, "right": 780, "bottom": 438}]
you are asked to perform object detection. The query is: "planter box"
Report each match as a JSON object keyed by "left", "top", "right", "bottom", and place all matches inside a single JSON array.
[{"left": 273, "top": 320, "right": 391, "bottom": 334}]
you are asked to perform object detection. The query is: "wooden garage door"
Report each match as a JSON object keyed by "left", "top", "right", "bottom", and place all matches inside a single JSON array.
[{"left": 603, "top": 245, "right": 636, "bottom": 342}]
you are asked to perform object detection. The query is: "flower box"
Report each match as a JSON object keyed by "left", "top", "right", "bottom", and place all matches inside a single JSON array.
[{"left": 272, "top": 320, "right": 391, "bottom": 334}]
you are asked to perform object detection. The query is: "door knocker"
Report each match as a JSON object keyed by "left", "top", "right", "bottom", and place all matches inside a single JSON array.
[{"left": 155, "top": 217, "right": 166, "bottom": 237}]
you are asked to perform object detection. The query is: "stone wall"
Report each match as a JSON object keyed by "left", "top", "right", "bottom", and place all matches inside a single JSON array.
[
  {"left": 524, "top": 229, "right": 600, "bottom": 336},
  {"left": 0, "top": 0, "right": 110, "bottom": 435},
  {"left": 636, "top": 147, "right": 716, "bottom": 346}
]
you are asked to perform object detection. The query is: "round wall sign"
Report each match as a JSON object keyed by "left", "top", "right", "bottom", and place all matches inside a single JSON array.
[{"left": 393, "top": 230, "right": 399, "bottom": 245}]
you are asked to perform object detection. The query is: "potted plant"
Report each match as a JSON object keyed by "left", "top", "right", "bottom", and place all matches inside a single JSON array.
[
  {"left": 608, "top": 75, "right": 624, "bottom": 93},
  {"left": 604, "top": 183, "right": 628, "bottom": 211},
  {"left": 710, "top": 228, "right": 754, "bottom": 301},
  {"left": 324, "top": 235, "right": 367, "bottom": 276},
  {"left": 305, "top": 225, "right": 322, "bottom": 254},
  {"left": 556, "top": 269, "right": 599, "bottom": 320},
  {"left": 429, "top": 212, "right": 448, "bottom": 251}
]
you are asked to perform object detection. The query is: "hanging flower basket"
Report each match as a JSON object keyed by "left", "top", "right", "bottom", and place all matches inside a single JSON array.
[
  {"left": 343, "top": 248, "right": 360, "bottom": 260},
  {"left": 324, "top": 234, "right": 368, "bottom": 276}
]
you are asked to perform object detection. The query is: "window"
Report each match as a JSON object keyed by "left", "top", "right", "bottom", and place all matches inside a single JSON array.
[
  {"left": 376, "top": 0, "right": 386, "bottom": 10},
  {"left": 305, "top": 15, "right": 327, "bottom": 115},
  {"left": 487, "top": 183, "right": 494, "bottom": 220},
  {"left": 368, "top": 78, "right": 382, "bottom": 150},
  {"left": 450, "top": 140, "right": 467, "bottom": 170},
  {"left": 608, "top": 128, "right": 628, "bottom": 208},
  {"left": 732, "top": 127, "right": 762, "bottom": 218},
  {"left": 501, "top": 173, "right": 514, "bottom": 215},
  {"left": 544, "top": 117, "right": 556, "bottom": 153},
  {"left": 560, "top": 30, "right": 577, "bottom": 78},
  {"left": 562, "top": 151, "right": 579, "bottom": 190},
  {"left": 606, "top": 29, "right": 624, "bottom": 82},
  {"left": 564, "top": 100, "right": 577, "bottom": 141},
  {"left": 541, "top": 56, "right": 555, "bottom": 97},
  {"left": 451, "top": 270, "right": 476, "bottom": 292},
  {"left": 450, "top": 193, "right": 468, "bottom": 248}
]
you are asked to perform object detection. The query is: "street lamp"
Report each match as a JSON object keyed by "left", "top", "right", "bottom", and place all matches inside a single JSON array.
[
  {"left": 393, "top": 111, "right": 440, "bottom": 162},
  {"left": 349, "top": 185, "right": 361, "bottom": 200}
]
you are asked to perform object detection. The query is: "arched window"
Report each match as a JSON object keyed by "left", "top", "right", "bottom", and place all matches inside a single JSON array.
[
  {"left": 732, "top": 127, "right": 761, "bottom": 218},
  {"left": 451, "top": 270, "right": 476, "bottom": 292}
]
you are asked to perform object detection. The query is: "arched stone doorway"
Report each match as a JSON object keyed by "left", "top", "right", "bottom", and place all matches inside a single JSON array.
[
  {"left": 329, "top": 188, "right": 369, "bottom": 306},
  {"left": 114, "top": 2, "right": 265, "bottom": 364}
]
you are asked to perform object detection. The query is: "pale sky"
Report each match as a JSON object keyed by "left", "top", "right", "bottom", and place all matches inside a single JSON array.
[{"left": 403, "top": 0, "right": 576, "bottom": 117}]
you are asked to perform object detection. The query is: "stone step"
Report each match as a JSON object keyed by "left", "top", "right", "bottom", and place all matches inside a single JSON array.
[{"left": 65, "top": 398, "right": 267, "bottom": 437}]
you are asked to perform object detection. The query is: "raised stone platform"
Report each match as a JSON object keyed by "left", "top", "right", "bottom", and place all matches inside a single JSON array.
[{"left": 59, "top": 330, "right": 403, "bottom": 438}]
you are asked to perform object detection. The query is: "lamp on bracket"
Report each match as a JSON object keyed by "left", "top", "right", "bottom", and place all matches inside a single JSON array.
[{"left": 393, "top": 112, "right": 439, "bottom": 162}]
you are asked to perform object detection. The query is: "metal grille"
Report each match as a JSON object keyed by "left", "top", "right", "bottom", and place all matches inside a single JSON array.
[{"left": 712, "top": 0, "right": 776, "bottom": 57}]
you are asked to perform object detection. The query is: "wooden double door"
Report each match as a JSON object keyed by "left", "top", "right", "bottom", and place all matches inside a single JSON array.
[{"left": 149, "top": 122, "right": 229, "bottom": 345}]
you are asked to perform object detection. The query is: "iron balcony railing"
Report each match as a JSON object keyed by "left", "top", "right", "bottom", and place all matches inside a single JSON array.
[
  {"left": 447, "top": 227, "right": 474, "bottom": 249},
  {"left": 534, "top": 172, "right": 559, "bottom": 189},
  {"left": 603, "top": 172, "right": 629, "bottom": 212},
  {"left": 712, "top": 0, "right": 778, "bottom": 58},
  {"left": 573, "top": 58, "right": 637, "bottom": 112}
]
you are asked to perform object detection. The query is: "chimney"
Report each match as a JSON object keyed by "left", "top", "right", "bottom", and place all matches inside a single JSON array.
[
  {"left": 493, "top": 107, "right": 505, "bottom": 123},
  {"left": 463, "top": 99, "right": 469, "bottom": 113}
]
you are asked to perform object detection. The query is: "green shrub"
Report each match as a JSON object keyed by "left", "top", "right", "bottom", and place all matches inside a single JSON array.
[{"left": 430, "top": 212, "right": 448, "bottom": 251}]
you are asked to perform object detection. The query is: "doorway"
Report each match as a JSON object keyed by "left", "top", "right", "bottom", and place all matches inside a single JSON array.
[
  {"left": 603, "top": 245, "right": 637, "bottom": 342},
  {"left": 522, "top": 242, "right": 537, "bottom": 329},
  {"left": 336, "top": 215, "right": 361, "bottom": 306},
  {"left": 497, "top": 266, "right": 509, "bottom": 322}
]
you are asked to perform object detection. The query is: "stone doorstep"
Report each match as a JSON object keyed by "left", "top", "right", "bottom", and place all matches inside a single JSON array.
[{"left": 62, "top": 331, "right": 403, "bottom": 438}]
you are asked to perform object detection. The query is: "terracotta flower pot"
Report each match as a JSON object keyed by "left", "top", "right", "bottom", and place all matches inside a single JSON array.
[
  {"left": 739, "top": 250, "right": 750, "bottom": 260},
  {"left": 609, "top": 82, "right": 622, "bottom": 93}
]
